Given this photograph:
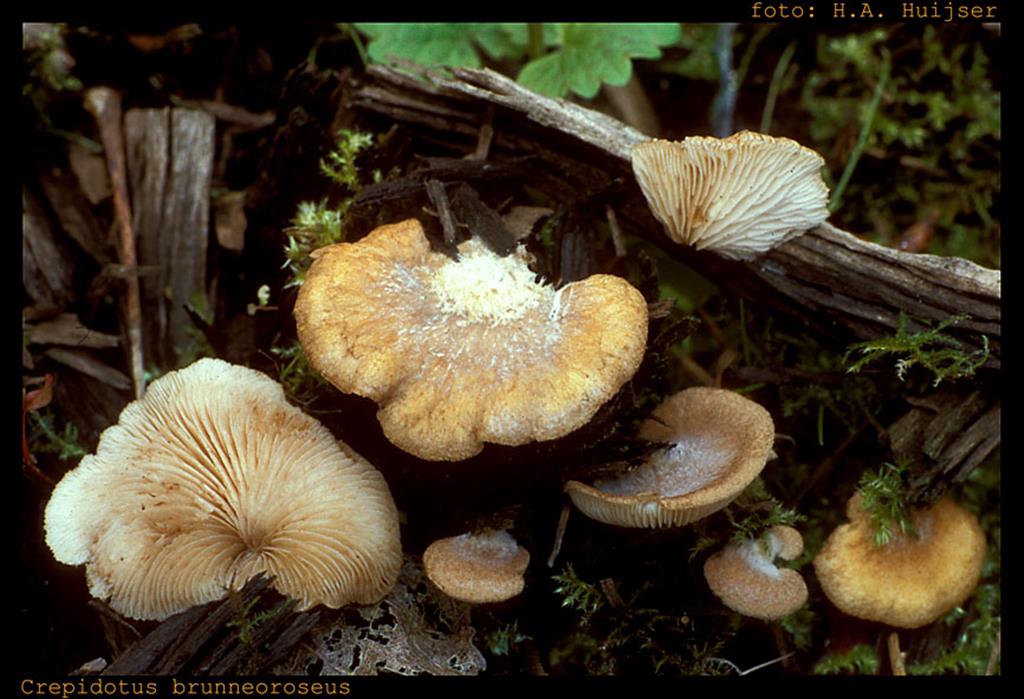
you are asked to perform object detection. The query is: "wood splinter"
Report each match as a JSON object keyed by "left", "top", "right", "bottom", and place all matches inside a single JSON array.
[
  {"left": 84, "top": 87, "right": 146, "bottom": 399},
  {"left": 887, "top": 631, "right": 907, "bottom": 676}
]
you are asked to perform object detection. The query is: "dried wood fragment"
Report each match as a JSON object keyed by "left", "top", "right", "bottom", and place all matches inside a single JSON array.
[
  {"left": 546, "top": 503, "right": 571, "bottom": 569},
  {"left": 125, "top": 107, "right": 215, "bottom": 368},
  {"left": 37, "top": 162, "right": 111, "bottom": 261},
  {"left": 50, "top": 369, "right": 130, "bottom": 451},
  {"left": 85, "top": 87, "right": 146, "bottom": 399},
  {"left": 43, "top": 347, "right": 132, "bottom": 391},
  {"left": 352, "top": 156, "right": 534, "bottom": 207},
  {"left": 28, "top": 313, "right": 120, "bottom": 349},
  {"left": 888, "top": 632, "right": 907, "bottom": 676},
  {"left": 22, "top": 186, "right": 76, "bottom": 310},
  {"left": 424, "top": 178, "right": 460, "bottom": 252},
  {"left": 449, "top": 183, "right": 517, "bottom": 256},
  {"left": 888, "top": 389, "right": 1000, "bottom": 504},
  {"left": 276, "top": 559, "right": 486, "bottom": 676},
  {"left": 102, "top": 575, "right": 317, "bottom": 676},
  {"left": 68, "top": 142, "right": 113, "bottom": 205},
  {"left": 198, "top": 100, "right": 275, "bottom": 130}
]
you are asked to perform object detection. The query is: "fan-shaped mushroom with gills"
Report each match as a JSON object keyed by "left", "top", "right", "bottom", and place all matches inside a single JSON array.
[
  {"left": 631, "top": 131, "right": 829, "bottom": 260},
  {"left": 43, "top": 358, "right": 403, "bottom": 621},
  {"left": 565, "top": 387, "right": 776, "bottom": 527}
]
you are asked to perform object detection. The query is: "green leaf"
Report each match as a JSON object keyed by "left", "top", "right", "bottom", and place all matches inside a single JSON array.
[
  {"left": 356, "top": 23, "right": 522, "bottom": 69},
  {"left": 517, "top": 23, "right": 681, "bottom": 99},
  {"left": 474, "top": 23, "right": 532, "bottom": 61}
]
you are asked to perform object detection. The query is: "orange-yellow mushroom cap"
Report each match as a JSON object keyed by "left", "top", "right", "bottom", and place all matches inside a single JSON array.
[
  {"left": 294, "top": 218, "right": 648, "bottom": 462},
  {"left": 813, "top": 493, "right": 986, "bottom": 628}
]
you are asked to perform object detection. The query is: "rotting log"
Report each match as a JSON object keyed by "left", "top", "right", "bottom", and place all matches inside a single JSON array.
[
  {"left": 349, "top": 64, "right": 1000, "bottom": 494},
  {"left": 350, "top": 65, "right": 1000, "bottom": 370}
]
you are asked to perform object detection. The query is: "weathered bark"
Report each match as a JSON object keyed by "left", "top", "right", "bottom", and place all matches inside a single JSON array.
[
  {"left": 124, "top": 107, "right": 215, "bottom": 368},
  {"left": 22, "top": 186, "right": 77, "bottom": 311},
  {"left": 889, "top": 389, "right": 1001, "bottom": 504},
  {"left": 36, "top": 162, "right": 113, "bottom": 264},
  {"left": 351, "top": 65, "right": 1000, "bottom": 369},
  {"left": 102, "top": 576, "right": 319, "bottom": 676}
]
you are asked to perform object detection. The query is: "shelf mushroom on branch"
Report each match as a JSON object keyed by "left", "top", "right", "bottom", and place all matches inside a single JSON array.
[
  {"left": 294, "top": 218, "right": 649, "bottom": 462},
  {"left": 564, "top": 387, "right": 776, "bottom": 527},
  {"left": 812, "top": 492, "right": 986, "bottom": 629},
  {"left": 43, "top": 358, "right": 403, "bottom": 621},
  {"left": 631, "top": 131, "right": 830, "bottom": 261}
]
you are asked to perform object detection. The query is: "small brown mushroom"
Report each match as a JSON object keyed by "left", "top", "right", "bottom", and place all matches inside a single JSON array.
[
  {"left": 44, "top": 358, "right": 403, "bottom": 621},
  {"left": 564, "top": 387, "right": 775, "bottom": 527},
  {"left": 294, "top": 218, "right": 648, "bottom": 461},
  {"left": 813, "top": 493, "right": 986, "bottom": 629},
  {"left": 422, "top": 529, "right": 530, "bottom": 604},
  {"left": 631, "top": 131, "right": 829, "bottom": 260},
  {"left": 704, "top": 525, "right": 809, "bottom": 620}
]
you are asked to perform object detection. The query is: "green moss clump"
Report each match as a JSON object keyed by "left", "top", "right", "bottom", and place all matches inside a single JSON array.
[
  {"left": 28, "top": 410, "right": 87, "bottom": 461},
  {"left": 284, "top": 128, "right": 376, "bottom": 288},
  {"left": 856, "top": 461, "right": 915, "bottom": 547},
  {"left": 813, "top": 643, "right": 880, "bottom": 675},
  {"left": 800, "top": 27, "right": 1000, "bottom": 267},
  {"left": 844, "top": 312, "right": 989, "bottom": 387}
]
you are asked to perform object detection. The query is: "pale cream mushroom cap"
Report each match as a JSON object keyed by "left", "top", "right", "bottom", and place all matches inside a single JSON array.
[
  {"left": 43, "top": 358, "right": 403, "bottom": 621},
  {"left": 422, "top": 529, "right": 530, "bottom": 604},
  {"left": 704, "top": 525, "right": 809, "bottom": 620},
  {"left": 294, "top": 218, "right": 649, "bottom": 462},
  {"left": 813, "top": 493, "right": 986, "bottom": 629},
  {"left": 565, "top": 387, "right": 775, "bottom": 527},
  {"left": 631, "top": 131, "right": 829, "bottom": 260}
]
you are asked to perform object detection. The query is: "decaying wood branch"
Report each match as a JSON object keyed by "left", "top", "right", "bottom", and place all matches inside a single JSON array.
[
  {"left": 351, "top": 65, "right": 1000, "bottom": 369},
  {"left": 102, "top": 576, "right": 319, "bottom": 676},
  {"left": 889, "top": 389, "right": 1001, "bottom": 504},
  {"left": 85, "top": 87, "right": 147, "bottom": 399}
]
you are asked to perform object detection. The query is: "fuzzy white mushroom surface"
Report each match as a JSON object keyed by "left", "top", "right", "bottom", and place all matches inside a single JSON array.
[{"left": 704, "top": 525, "right": 809, "bottom": 620}]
